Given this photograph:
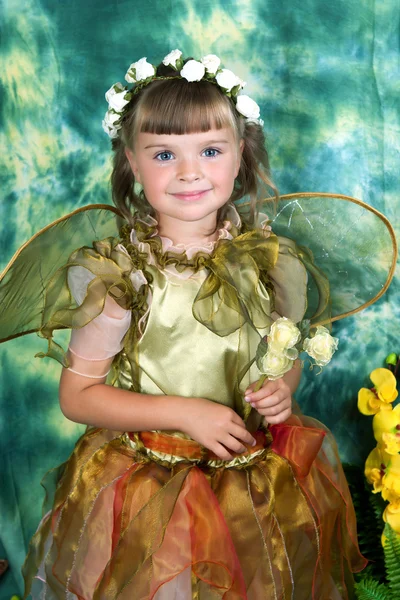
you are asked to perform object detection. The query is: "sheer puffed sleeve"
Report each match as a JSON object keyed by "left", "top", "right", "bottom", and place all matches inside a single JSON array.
[
  {"left": 66, "top": 266, "right": 131, "bottom": 378},
  {"left": 36, "top": 236, "right": 149, "bottom": 373}
]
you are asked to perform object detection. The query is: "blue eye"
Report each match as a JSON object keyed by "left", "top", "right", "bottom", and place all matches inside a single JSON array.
[
  {"left": 203, "top": 148, "right": 220, "bottom": 158},
  {"left": 155, "top": 151, "right": 174, "bottom": 161}
]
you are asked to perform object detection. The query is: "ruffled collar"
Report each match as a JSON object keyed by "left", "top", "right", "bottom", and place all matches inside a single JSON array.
[{"left": 128, "top": 204, "right": 243, "bottom": 279}]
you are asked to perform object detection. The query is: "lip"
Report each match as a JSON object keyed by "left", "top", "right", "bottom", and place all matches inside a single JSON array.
[{"left": 171, "top": 189, "right": 212, "bottom": 201}]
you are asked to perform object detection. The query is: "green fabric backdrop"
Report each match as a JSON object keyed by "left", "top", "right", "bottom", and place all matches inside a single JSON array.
[{"left": 0, "top": 0, "right": 399, "bottom": 596}]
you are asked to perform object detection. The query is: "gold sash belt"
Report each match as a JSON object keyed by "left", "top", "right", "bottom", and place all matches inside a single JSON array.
[{"left": 123, "top": 429, "right": 272, "bottom": 469}]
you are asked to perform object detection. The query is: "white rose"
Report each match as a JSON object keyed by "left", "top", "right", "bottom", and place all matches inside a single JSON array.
[
  {"left": 259, "top": 348, "right": 294, "bottom": 380},
  {"left": 215, "top": 68, "right": 241, "bottom": 92},
  {"left": 180, "top": 59, "right": 206, "bottom": 82},
  {"left": 268, "top": 317, "right": 301, "bottom": 351},
  {"left": 125, "top": 57, "right": 156, "bottom": 83},
  {"left": 303, "top": 326, "right": 339, "bottom": 366},
  {"left": 162, "top": 49, "right": 182, "bottom": 69},
  {"left": 105, "top": 82, "right": 125, "bottom": 102},
  {"left": 236, "top": 95, "right": 260, "bottom": 120},
  {"left": 102, "top": 110, "right": 121, "bottom": 138},
  {"left": 103, "top": 109, "right": 120, "bottom": 127},
  {"left": 201, "top": 54, "right": 221, "bottom": 74},
  {"left": 102, "top": 123, "right": 119, "bottom": 139},
  {"left": 105, "top": 83, "right": 130, "bottom": 113}
]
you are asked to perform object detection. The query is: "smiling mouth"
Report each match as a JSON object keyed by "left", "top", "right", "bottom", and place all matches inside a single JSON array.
[{"left": 171, "top": 189, "right": 212, "bottom": 200}]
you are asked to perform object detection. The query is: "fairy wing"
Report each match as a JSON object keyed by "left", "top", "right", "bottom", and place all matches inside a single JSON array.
[
  {"left": 0, "top": 204, "right": 122, "bottom": 343},
  {"left": 260, "top": 193, "right": 397, "bottom": 325},
  {"left": 1, "top": 194, "right": 396, "bottom": 342}
]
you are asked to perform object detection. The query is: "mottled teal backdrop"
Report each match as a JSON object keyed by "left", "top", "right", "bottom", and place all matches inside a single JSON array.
[{"left": 1, "top": 0, "right": 399, "bottom": 596}]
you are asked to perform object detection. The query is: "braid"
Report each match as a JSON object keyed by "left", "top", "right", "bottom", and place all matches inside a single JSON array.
[
  {"left": 110, "top": 137, "right": 135, "bottom": 224},
  {"left": 110, "top": 109, "right": 154, "bottom": 223},
  {"left": 232, "top": 121, "right": 278, "bottom": 225}
]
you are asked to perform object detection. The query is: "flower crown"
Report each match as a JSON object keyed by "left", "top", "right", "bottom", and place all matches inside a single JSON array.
[{"left": 102, "top": 49, "right": 263, "bottom": 139}]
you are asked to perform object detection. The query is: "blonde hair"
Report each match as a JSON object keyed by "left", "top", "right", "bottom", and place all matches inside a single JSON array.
[{"left": 111, "top": 61, "right": 278, "bottom": 225}]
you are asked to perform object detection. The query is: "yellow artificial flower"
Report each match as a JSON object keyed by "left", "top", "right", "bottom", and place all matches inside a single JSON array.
[
  {"left": 382, "top": 453, "right": 400, "bottom": 502},
  {"left": 364, "top": 446, "right": 400, "bottom": 501},
  {"left": 358, "top": 368, "right": 398, "bottom": 415},
  {"left": 365, "top": 446, "right": 386, "bottom": 493},
  {"left": 383, "top": 501, "right": 400, "bottom": 534},
  {"left": 373, "top": 404, "right": 400, "bottom": 455}
]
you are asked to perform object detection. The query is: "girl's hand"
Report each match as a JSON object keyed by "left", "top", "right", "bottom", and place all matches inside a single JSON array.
[
  {"left": 245, "top": 378, "right": 292, "bottom": 423},
  {"left": 180, "top": 397, "right": 256, "bottom": 461}
]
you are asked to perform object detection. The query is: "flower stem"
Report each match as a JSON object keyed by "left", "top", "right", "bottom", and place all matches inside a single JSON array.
[{"left": 254, "top": 374, "right": 268, "bottom": 392}]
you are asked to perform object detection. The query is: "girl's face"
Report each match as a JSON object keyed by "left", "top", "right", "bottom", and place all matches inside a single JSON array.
[{"left": 126, "top": 127, "right": 243, "bottom": 234}]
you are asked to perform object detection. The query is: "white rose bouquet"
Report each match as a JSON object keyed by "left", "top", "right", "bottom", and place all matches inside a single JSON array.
[{"left": 254, "top": 317, "right": 339, "bottom": 390}]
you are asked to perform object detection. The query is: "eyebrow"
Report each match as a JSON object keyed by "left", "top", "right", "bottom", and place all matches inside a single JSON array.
[{"left": 144, "top": 139, "right": 231, "bottom": 149}]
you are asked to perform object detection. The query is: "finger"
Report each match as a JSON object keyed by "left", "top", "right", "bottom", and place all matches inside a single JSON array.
[
  {"left": 246, "top": 378, "right": 281, "bottom": 395},
  {"left": 231, "top": 411, "right": 246, "bottom": 426},
  {"left": 221, "top": 434, "right": 247, "bottom": 454},
  {"left": 212, "top": 443, "right": 233, "bottom": 461},
  {"left": 250, "top": 387, "right": 288, "bottom": 406},
  {"left": 245, "top": 380, "right": 281, "bottom": 402},
  {"left": 255, "top": 397, "right": 292, "bottom": 416},
  {"left": 244, "top": 381, "right": 257, "bottom": 394},
  {"left": 251, "top": 390, "right": 290, "bottom": 409},
  {"left": 229, "top": 424, "right": 256, "bottom": 447},
  {"left": 263, "top": 407, "right": 292, "bottom": 424}
]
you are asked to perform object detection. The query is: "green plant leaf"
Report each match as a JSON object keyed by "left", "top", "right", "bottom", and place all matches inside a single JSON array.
[
  {"left": 354, "top": 577, "right": 393, "bottom": 600},
  {"left": 383, "top": 524, "right": 400, "bottom": 594},
  {"left": 343, "top": 464, "right": 386, "bottom": 582}
]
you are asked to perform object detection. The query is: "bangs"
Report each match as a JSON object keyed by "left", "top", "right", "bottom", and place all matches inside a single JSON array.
[{"left": 134, "top": 79, "right": 237, "bottom": 136}]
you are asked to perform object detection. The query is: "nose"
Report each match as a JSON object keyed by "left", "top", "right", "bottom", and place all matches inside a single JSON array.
[{"left": 177, "top": 157, "right": 203, "bottom": 183}]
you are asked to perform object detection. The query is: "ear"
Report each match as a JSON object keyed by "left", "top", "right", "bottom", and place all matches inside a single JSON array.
[{"left": 125, "top": 147, "right": 142, "bottom": 184}]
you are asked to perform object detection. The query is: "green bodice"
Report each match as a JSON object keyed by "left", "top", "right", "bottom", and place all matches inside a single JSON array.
[
  {"left": 116, "top": 263, "right": 272, "bottom": 431},
  {"left": 106, "top": 206, "right": 309, "bottom": 429}
]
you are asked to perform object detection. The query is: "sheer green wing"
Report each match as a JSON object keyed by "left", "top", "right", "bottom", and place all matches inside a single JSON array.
[
  {"left": 0, "top": 204, "right": 122, "bottom": 343},
  {"left": 259, "top": 193, "right": 397, "bottom": 325}
]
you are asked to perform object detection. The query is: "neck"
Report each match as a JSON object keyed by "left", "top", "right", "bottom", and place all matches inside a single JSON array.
[{"left": 156, "top": 213, "right": 220, "bottom": 246}]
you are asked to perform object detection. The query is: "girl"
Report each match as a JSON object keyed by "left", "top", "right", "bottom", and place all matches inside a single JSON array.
[{"left": 0, "top": 51, "right": 395, "bottom": 600}]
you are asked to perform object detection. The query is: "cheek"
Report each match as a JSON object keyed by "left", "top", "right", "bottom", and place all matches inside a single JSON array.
[{"left": 222, "top": 166, "right": 238, "bottom": 189}]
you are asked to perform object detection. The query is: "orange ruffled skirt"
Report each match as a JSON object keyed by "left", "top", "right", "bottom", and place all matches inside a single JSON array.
[{"left": 23, "top": 415, "right": 366, "bottom": 600}]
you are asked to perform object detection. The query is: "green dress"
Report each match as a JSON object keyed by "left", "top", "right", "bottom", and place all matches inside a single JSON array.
[{"left": 0, "top": 196, "right": 396, "bottom": 599}]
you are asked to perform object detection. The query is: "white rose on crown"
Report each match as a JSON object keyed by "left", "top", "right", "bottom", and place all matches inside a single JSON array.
[
  {"left": 105, "top": 83, "right": 130, "bottom": 113},
  {"left": 103, "top": 52, "right": 265, "bottom": 139},
  {"left": 125, "top": 57, "right": 156, "bottom": 83},
  {"left": 303, "top": 326, "right": 339, "bottom": 367},
  {"left": 180, "top": 59, "right": 206, "bottom": 82},
  {"left": 102, "top": 109, "right": 121, "bottom": 138},
  {"left": 163, "top": 49, "right": 183, "bottom": 69},
  {"left": 236, "top": 95, "right": 260, "bottom": 120},
  {"left": 215, "top": 69, "right": 241, "bottom": 92},
  {"left": 201, "top": 54, "right": 221, "bottom": 75}
]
